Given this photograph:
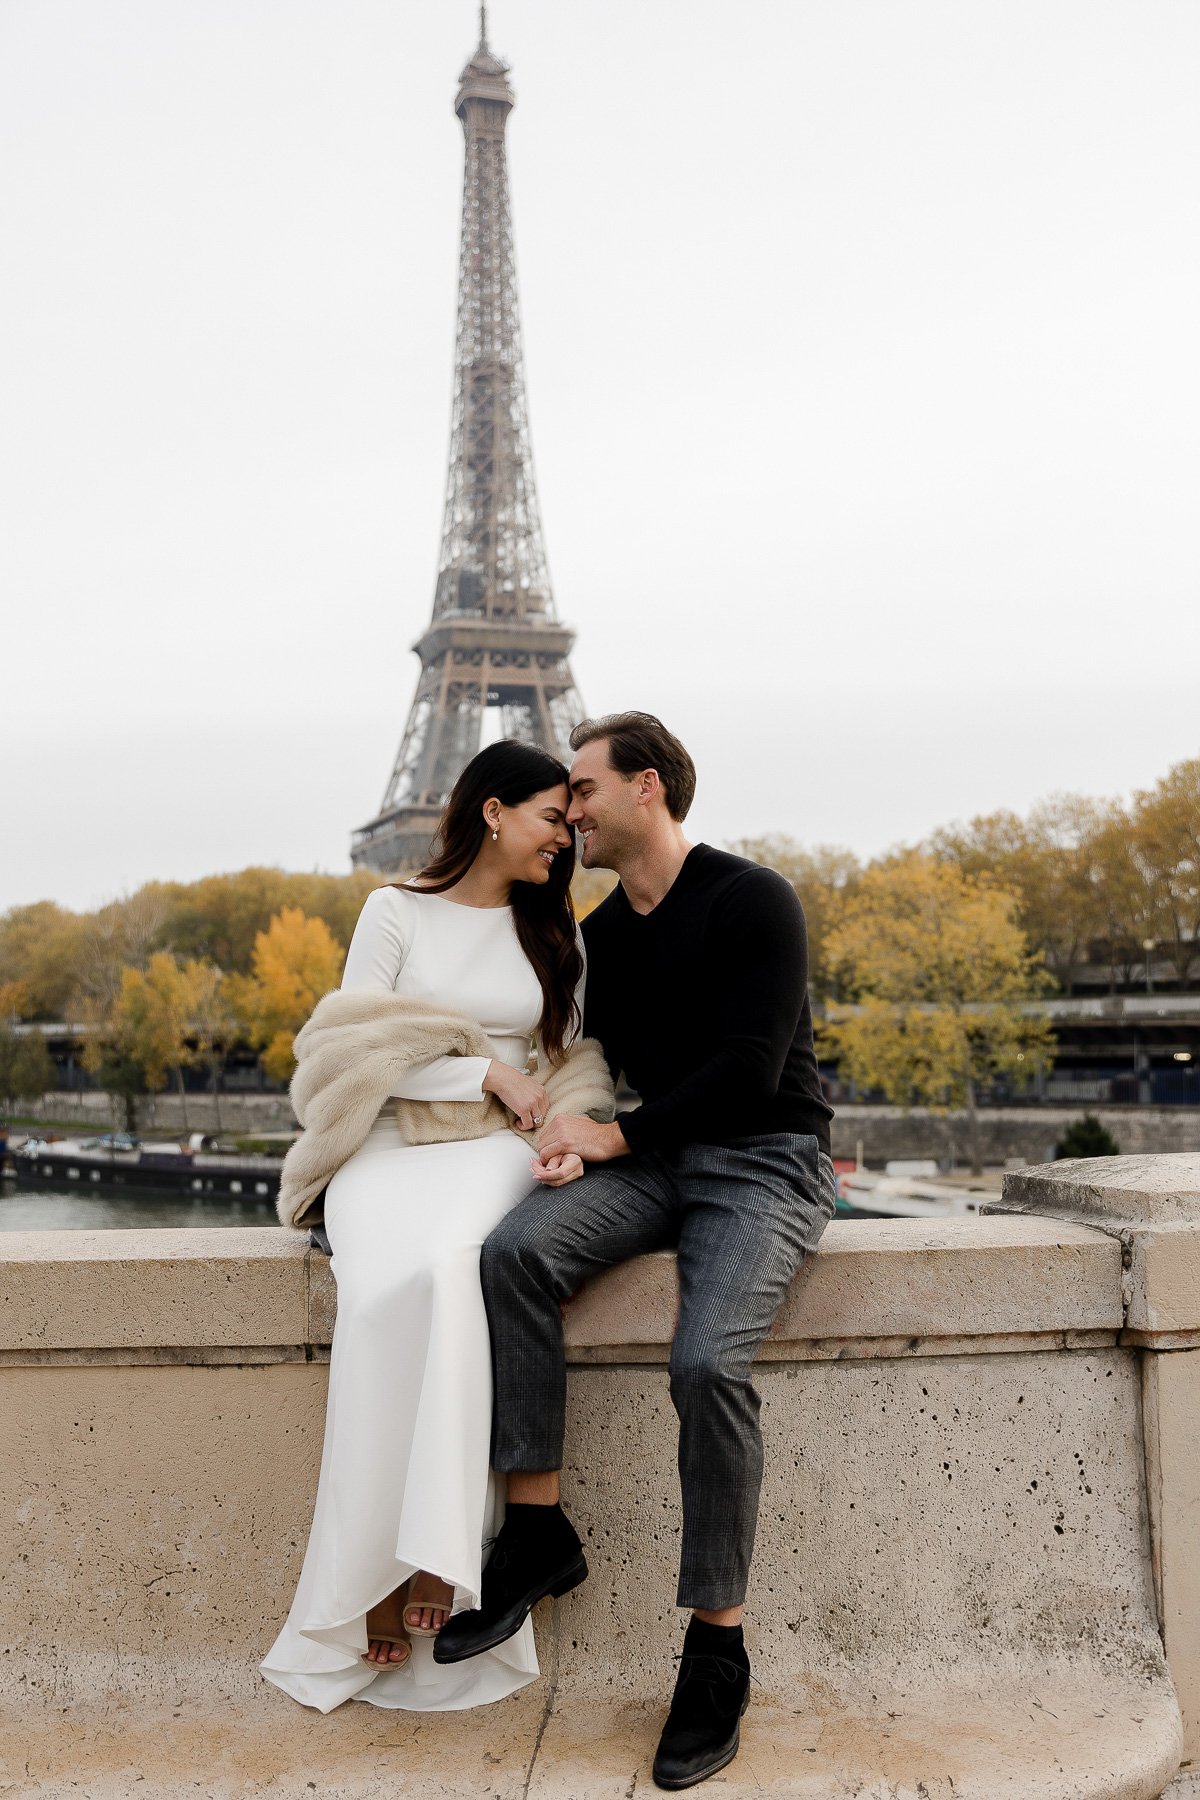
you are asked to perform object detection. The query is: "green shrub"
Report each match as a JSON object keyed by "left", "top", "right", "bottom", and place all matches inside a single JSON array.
[{"left": 1055, "top": 1114, "right": 1119, "bottom": 1160}]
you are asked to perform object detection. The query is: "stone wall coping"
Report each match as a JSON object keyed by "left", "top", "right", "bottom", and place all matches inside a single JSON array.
[
  {"left": 997, "top": 1152, "right": 1200, "bottom": 1224},
  {"left": 0, "top": 1215, "right": 1124, "bottom": 1360}
]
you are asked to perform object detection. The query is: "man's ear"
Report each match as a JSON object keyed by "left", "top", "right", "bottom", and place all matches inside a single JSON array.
[{"left": 636, "top": 769, "right": 661, "bottom": 806}]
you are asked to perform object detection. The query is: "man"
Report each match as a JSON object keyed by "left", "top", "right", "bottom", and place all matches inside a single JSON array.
[{"left": 434, "top": 712, "right": 836, "bottom": 1791}]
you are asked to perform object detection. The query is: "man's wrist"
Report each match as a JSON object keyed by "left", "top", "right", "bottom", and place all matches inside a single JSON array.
[
  {"left": 613, "top": 1112, "right": 640, "bottom": 1155},
  {"left": 604, "top": 1119, "right": 632, "bottom": 1158}
]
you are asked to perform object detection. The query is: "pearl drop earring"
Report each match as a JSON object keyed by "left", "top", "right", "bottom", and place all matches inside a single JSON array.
[{"left": 491, "top": 828, "right": 499, "bottom": 842}]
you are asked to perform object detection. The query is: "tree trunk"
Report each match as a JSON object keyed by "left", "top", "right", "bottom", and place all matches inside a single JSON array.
[
  {"left": 964, "top": 1070, "right": 983, "bottom": 1177},
  {"left": 175, "top": 1065, "right": 190, "bottom": 1135},
  {"left": 210, "top": 1055, "right": 223, "bottom": 1134}
]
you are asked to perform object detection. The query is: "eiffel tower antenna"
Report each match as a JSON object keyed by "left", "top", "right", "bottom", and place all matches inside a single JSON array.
[{"left": 351, "top": 13, "right": 585, "bottom": 876}]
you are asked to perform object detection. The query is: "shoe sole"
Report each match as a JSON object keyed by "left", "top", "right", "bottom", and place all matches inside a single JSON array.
[
  {"left": 431, "top": 1552, "right": 588, "bottom": 1664},
  {"left": 651, "top": 1690, "right": 751, "bottom": 1791}
]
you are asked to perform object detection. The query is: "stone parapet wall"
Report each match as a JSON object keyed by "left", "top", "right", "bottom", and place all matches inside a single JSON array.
[
  {"left": 2, "top": 1157, "right": 1199, "bottom": 1798},
  {"left": 15, "top": 1092, "right": 1199, "bottom": 1163},
  {"left": 11, "top": 1089, "right": 295, "bottom": 1133},
  {"left": 832, "top": 1103, "right": 1200, "bottom": 1165}
]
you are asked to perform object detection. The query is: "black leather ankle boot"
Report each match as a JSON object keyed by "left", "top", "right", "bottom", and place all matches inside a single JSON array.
[
  {"left": 652, "top": 1621, "right": 751, "bottom": 1790},
  {"left": 433, "top": 1505, "right": 587, "bottom": 1664}
]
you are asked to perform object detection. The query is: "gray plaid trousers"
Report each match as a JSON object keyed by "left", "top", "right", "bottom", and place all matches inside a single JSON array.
[{"left": 480, "top": 1132, "right": 836, "bottom": 1611}]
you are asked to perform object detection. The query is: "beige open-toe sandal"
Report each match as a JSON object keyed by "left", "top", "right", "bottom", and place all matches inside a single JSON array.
[
  {"left": 403, "top": 1572, "right": 454, "bottom": 1638},
  {"left": 363, "top": 1590, "right": 412, "bottom": 1667},
  {"left": 362, "top": 1629, "right": 411, "bottom": 1668}
]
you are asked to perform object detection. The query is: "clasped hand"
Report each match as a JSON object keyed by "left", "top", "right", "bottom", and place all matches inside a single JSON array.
[
  {"left": 532, "top": 1114, "right": 627, "bottom": 1185},
  {"left": 483, "top": 1062, "right": 625, "bottom": 1187}
]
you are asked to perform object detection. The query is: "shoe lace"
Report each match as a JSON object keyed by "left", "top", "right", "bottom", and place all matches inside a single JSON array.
[
  {"left": 669, "top": 1650, "right": 760, "bottom": 1703},
  {"left": 481, "top": 1534, "right": 522, "bottom": 1586}
]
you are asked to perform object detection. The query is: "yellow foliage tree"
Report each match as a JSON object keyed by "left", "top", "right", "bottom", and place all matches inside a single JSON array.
[
  {"left": 82, "top": 952, "right": 231, "bottom": 1133},
  {"left": 153, "top": 867, "right": 378, "bottom": 973},
  {"left": 929, "top": 797, "right": 1113, "bottom": 995},
  {"left": 570, "top": 867, "right": 618, "bottom": 920},
  {"left": 181, "top": 959, "right": 237, "bottom": 1132},
  {"left": 229, "top": 907, "right": 344, "bottom": 1083},
  {"left": 728, "top": 837, "right": 861, "bottom": 1003},
  {"left": 822, "top": 852, "right": 1054, "bottom": 1173},
  {"left": 1131, "top": 758, "right": 1200, "bottom": 989},
  {"left": 0, "top": 902, "right": 90, "bottom": 1019},
  {"left": 86, "top": 951, "right": 196, "bottom": 1131},
  {"left": 0, "top": 980, "right": 32, "bottom": 1023}
]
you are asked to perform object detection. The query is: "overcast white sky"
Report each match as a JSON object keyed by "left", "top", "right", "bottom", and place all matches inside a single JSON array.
[{"left": 2, "top": 0, "right": 1198, "bottom": 914}]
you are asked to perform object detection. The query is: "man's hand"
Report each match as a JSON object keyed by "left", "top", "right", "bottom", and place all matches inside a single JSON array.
[
  {"left": 529, "top": 1151, "right": 585, "bottom": 1187},
  {"left": 536, "top": 1114, "right": 629, "bottom": 1165}
]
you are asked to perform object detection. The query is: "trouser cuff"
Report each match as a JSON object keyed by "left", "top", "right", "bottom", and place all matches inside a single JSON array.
[
  {"left": 675, "top": 1576, "right": 750, "bottom": 1611},
  {"left": 493, "top": 1445, "right": 565, "bottom": 1475}
]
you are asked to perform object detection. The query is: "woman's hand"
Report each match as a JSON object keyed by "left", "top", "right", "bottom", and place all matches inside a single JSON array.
[
  {"left": 482, "top": 1060, "right": 550, "bottom": 1133},
  {"left": 530, "top": 1152, "right": 585, "bottom": 1188}
]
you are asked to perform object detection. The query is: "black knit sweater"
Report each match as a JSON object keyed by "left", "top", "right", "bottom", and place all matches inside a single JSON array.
[{"left": 582, "top": 844, "right": 833, "bottom": 1156}]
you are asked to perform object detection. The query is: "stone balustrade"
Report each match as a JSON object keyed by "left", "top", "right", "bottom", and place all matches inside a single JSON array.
[{"left": 1, "top": 1155, "right": 1198, "bottom": 1799}]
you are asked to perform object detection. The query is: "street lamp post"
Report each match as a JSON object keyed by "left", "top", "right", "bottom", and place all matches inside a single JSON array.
[{"left": 1143, "top": 939, "right": 1156, "bottom": 996}]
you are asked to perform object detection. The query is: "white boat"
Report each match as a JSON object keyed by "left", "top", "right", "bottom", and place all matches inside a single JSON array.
[{"left": 837, "top": 1168, "right": 998, "bottom": 1219}]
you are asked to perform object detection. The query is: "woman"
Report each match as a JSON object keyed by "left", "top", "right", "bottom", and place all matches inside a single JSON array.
[{"left": 261, "top": 741, "right": 598, "bottom": 1713}]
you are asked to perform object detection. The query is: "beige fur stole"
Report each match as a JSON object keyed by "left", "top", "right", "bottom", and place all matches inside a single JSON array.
[{"left": 277, "top": 989, "right": 615, "bottom": 1230}]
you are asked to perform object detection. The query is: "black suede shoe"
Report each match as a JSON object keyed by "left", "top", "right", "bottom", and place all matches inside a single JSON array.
[
  {"left": 651, "top": 1639, "right": 751, "bottom": 1790},
  {"left": 432, "top": 1513, "right": 588, "bottom": 1664}
]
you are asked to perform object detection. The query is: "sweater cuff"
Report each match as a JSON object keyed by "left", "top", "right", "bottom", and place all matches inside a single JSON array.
[{"left": 616, "top": 1107, "right": 650, "bottom": 1153}]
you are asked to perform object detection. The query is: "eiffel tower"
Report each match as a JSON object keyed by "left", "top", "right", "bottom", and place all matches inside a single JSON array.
[{"left": 351, "top": 6, "right": 584, "bottom": 876}]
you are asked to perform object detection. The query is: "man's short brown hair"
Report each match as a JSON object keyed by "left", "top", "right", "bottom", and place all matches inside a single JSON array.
[{"left": 568, "top": 712, "right": 697, "bottom": 822}]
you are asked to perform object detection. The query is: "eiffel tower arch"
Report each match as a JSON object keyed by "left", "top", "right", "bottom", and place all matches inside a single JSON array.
[{"left": 352, "top": 9, "right": 584, "bottom": 877}]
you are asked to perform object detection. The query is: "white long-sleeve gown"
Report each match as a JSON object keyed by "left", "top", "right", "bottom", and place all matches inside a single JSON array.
[{"left": 261, "top": 884, "right": 571, "bottom": 1713}]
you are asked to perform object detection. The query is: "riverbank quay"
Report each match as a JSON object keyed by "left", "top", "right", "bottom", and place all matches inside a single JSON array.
[
  {"left": 1, "top": 1157, "right": 1197, "bottom": 1798},
  {"left": 12, "top": 1088, "right": 1200, "bottom": 1168},
  {"left": 833, "top": 1103, "right": 1200, "bottom": 1168}
]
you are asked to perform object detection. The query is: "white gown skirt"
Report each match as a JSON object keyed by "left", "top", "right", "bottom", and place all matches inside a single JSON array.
[{"left": 260, "top": 1119, "right": 541, "bottom": 1713}]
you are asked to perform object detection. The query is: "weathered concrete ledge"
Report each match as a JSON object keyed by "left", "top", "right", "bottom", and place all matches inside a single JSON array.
[
  {"left": 0, "top": 1212, "right": 1126, "bottom": 1364},
  {"left": 2, "top": 1158, "right": 1198, "bottom": 1798}
]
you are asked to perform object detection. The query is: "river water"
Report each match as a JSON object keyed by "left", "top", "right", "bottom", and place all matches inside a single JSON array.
[{"left": 0, "top": 1180, "right": 278, "bottom": 1231}]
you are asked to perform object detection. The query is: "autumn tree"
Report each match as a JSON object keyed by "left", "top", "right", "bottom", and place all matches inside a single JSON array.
[
  {"left": 1087, "top": 806, "right": 1160, "bottom": 991},
  {"left": 822, "top": 852, "right": 1053, "bottom": 1173},
  {"left": 85, "top": 1043, "right": 146, "bottom": 1135},
  {"left": 0, "top": 902, "right": 89, "bottom": 1019},
  {"left": 86, "top": 952, "right": 199, "bottom": 1131},
  {"left": 76, "top": 888, "right": 168, "bottom": 1014},
  {"left": 929, "top": 797, "right": 1111, "bottom": 994},
  {"left": 1130, "top": 759, "right": 1200, "bottom": 988},
  {"left": 0, "top": 981, "right": 32, "bottom": 1024},
  {"left": 571, "top": 867, "right": 618, "bottom": 920},
  {"left": 153, "top": 868, "right": 378, "bottom": 974},
  {"left": 0, "top": 1022, "right": 56, "bottom": 1115},
  {"left": 185, "top": 960, "right": 238, "bottom": 1131},
  {"left": 728, "top": 837, "right": 861, "bottom": 1004},
  {"left": 228, "top": 907, "right": 344, "bottom": 1083}
]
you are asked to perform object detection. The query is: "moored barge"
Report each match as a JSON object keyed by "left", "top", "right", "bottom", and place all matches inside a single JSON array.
[{"left": 9, "top": 1134, "right": 283, "bottom": 1203}]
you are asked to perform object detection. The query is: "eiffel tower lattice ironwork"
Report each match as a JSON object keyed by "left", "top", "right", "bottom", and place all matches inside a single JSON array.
[{"left": 351, "top": 8, "right": 584, "bottom": 876}]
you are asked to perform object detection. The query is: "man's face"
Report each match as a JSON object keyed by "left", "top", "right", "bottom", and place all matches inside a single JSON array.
[{"left": 567, "top": 738, "right": 642, "bottom": 869}]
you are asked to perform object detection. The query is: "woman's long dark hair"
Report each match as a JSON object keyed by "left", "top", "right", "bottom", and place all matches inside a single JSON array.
[{"left": 394, "top": 740, "right": 582, "bottom": 1061}]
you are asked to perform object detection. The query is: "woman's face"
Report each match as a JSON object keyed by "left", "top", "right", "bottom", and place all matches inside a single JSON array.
[{"left": 489, "top": 783, "right": 573, "bottom": 885}]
